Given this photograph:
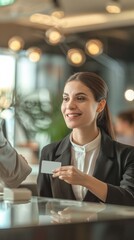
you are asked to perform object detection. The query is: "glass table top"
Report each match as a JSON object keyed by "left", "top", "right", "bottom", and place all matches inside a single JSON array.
[{"left": 0, "top": 196, "right": 134, "bottom": 229}]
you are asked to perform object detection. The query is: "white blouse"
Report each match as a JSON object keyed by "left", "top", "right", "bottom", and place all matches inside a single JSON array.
[{"left": 70, "top": 131, "right": 101, "bottom": 201}]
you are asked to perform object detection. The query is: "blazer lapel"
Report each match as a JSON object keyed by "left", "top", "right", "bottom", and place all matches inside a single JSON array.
[
  {"left": 84, "top": 130, "right": 115, "bottom": 202},
  {"left": 93, "top": 149, "right": 113, "bottom": 181},
  {"left": 94, "top": 129, "right": 115, "bottom": 180},
  {"left": 51, "top": 136, "right": 76, "bottom": 200},
  {"left": 84, "top": 155, "right": 114, "bottom": 203}
]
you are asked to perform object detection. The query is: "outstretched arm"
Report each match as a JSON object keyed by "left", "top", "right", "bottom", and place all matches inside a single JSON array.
[{"left": 0, "top": 118, "right": 32, "bottom": 188}]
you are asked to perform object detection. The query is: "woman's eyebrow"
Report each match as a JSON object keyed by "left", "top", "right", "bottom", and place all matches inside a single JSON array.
[
  {"left": 63, "top": 92, "right": 87, "bottom": 96},
  {"left": 63, "top": 92, "right": 68, "bottom": 96},
  {"left": 75, "top": 92, "right": 87, "bottom": 96}
]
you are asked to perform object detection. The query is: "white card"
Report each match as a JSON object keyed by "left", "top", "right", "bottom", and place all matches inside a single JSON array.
[{"left": 41, "top": 160, "right": 61, "bottom": 174}]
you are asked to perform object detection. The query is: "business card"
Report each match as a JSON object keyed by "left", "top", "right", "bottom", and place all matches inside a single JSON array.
[{"left": 41, "top": 160, "right": 61, "bottom": 174}]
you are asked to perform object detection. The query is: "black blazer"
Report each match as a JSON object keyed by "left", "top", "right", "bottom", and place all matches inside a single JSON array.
[{"left": 37, "top": 129, "right": 134, "bottom": 206}]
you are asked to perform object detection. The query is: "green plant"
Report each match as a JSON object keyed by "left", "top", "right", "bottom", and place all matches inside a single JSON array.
[{"left": 13, "top": 91, "right": 70, "bottom": 142}]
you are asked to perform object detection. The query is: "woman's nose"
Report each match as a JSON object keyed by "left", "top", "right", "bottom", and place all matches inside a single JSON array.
[{"left": 66, "top": 99, "right": 76, "bottom": 109}]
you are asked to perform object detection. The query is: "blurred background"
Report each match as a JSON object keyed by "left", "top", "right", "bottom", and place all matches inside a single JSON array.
[{"left": 0, "top": 0, "right": 134, "bottom": 178}]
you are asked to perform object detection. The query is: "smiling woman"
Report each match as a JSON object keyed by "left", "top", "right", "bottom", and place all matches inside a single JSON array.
[
  {"left": 37, "top": 71, "right": 134, "bottom": 206},
  {"left": 61, "top": 80, "right": 106, "bottom": 134},
  {"left": 61, "top": 81, "right": 102, "bottom": 133}
]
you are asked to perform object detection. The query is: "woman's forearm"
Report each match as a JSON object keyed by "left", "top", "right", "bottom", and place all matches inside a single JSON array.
[{"left": 82, "top": 174, "right": 108, "bottom": 202}]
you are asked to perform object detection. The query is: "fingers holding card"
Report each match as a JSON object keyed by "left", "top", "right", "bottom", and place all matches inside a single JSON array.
[{"left": 41, "top": 160, "right": 61, "bottom": 174}]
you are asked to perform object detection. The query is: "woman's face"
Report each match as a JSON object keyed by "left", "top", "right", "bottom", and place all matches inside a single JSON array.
[{"left": 61, "top": 80, "right": 100, "bottom": 130}]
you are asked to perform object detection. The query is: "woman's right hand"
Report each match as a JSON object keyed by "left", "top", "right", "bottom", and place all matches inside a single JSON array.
[{"left": 52, "top": 165, "right": 86, "bottom": 186}]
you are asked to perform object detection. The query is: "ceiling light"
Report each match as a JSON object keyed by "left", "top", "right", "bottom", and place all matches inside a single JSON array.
[
  {"left": 45, "top": 28, "right": 64, "bottom": 45},
  {"left": 124, "top": 89, "right": 134, "bottom": 102},
  {"left": 106, "top": 0, "right": 121, "bottom": 14},
  {"left": 85, "top": 39, "right": 103, "bottom": 56},
  {"left": 0, "top": 0, "right": 15, "bottom": 6},
  {"left": 8, "top": 36, "right": 24, "bottom": 51},
  {"left": 27, "top": 47, "right": 42, "bottom": 62},
  {"left": 67, "top": 48, "right": 86, "bottom": 67}
]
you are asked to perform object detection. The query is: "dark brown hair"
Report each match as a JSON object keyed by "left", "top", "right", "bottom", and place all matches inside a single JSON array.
[{"left": 66, "top": 72, "right": 115, "bottom": 139}]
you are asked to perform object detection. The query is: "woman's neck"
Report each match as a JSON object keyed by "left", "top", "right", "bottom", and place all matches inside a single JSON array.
[{"left": 72, "top": 127, "right": 99, "bottom": 146}]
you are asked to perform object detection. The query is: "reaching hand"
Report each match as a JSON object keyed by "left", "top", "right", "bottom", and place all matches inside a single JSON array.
[{"left": 0, "top": 95, "right": 12, "bottom": 112}]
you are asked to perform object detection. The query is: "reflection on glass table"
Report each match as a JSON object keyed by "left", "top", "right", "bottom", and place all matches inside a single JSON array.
[{"left": 0, "top": 196, "right": 134, "bottom": 229}]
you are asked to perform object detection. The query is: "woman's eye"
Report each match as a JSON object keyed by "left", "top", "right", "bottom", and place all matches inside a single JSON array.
[
  {"left": 63, "top": 97, "right": 68, "bottom": 102},
  {"left": 77, "top": 96, "right": 85, "bottom": 101}
]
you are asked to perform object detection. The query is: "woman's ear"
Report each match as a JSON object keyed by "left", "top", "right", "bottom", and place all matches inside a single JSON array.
[{"left": 96, "top": 99, "right": 106, "bottom": 113}]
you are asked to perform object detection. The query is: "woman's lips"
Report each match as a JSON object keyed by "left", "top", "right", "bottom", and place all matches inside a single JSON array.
[{"left": 65, "top": 113, "right": 82, "bottom": 119}]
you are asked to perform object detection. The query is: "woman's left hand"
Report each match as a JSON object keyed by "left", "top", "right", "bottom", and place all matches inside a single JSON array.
[{"left": 52, "top": 166, "right": 86, "bottom": 185}]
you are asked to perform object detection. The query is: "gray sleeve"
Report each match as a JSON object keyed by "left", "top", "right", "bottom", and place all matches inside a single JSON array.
[
  {"left": 0, "top": 118, "right": 6, "bottom": 147},
  {"left": 0, "top": 118, "right": 32, "bottom": 188}
]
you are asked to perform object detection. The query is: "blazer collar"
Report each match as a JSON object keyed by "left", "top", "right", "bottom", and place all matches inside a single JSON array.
[
  {"left": 52, "top": 135, "right": 76, "bottom": 200},
  {"left": 55, "top": 130, "right": 115, "bottom": 158},
  {"left": 55, "top": 130, "right": 115, "bottom": 178},
  {"left": 55, "top": 134, "right": 72, "bottom": 166},
  {"left": 56, "top": 134, "right": 71, "bottom": 156},
  {"left": 93, "top": 129, "right": 115, "bottom": 181},
  {"left": 100, "top": 129, "right": 115, "bottom": 158}
]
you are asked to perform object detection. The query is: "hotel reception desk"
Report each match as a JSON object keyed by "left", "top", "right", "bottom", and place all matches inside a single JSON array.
[{"left": 0, "top": 196, "right": 134, "bottom": 240}]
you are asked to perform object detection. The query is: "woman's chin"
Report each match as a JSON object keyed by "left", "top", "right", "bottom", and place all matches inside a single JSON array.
[{"left": 66, "top": 122, "right": 79, "bottom": 129}]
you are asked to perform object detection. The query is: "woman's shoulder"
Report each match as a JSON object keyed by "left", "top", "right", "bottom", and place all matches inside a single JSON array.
[
  {"left": 114, "top": 138, "right": 134, "bottom": 150},
  {"left": 113, "top": 139, "right": 134, "bottom": 160},
  {"left": 41, "top": 134, "right": 70, "bottom": 154},
  {"left": 101, "top": 129, "right": 134, "bottom": 156}
]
